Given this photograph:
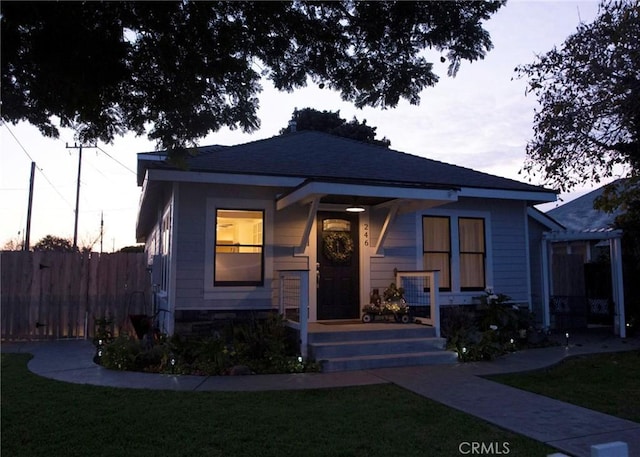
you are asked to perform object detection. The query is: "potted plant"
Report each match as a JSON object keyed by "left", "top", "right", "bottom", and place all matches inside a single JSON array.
[
  {"left": 362, "top": 283, "right": 410, "bottom": 323},
  {"left": 383, "top": 282, "right": 405, "bottom": 303}
]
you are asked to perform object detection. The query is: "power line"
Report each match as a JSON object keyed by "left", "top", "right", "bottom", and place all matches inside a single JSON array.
[
  {"left": 96, "top": 146, "right": 137, "bottom": 175},
  {"left": 1, "top": 121, "right": 36, "bottom": 162},
  {"left": 36, "top": 172, "right": 75, "bottom": 210},
  {"left": 4, "top": 122, "right": 136, "bottom": 177},
  {"left": 2, "top": 121, "right": 75, "bottom": 210},
  {"left": 40, "top": 166, "right": 77, "bottom": 208},
  {"left": 83, "top": 156, "right": 111, "bottom": 180}
]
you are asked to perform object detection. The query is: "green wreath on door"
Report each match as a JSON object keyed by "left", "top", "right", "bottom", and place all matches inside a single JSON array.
[{"left": 322, "top": 232, "right": 354, "bottom": 264}]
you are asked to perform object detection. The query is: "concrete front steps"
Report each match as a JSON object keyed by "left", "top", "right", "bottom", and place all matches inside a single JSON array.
[{"left": 308, "top": 324, "right": 458, "bottom": 372}]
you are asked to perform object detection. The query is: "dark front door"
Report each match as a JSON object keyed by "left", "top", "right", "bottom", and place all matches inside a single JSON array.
[{"left": 317, "top": 211, "right": 360, "bottom": 320}]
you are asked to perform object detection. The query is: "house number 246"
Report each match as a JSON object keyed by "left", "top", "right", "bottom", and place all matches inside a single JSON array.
[{"left": 362, "top": 223, "right": 369, "bottom": 247}]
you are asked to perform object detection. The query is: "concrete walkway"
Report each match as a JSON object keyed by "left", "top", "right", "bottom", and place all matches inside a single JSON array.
[{"left": 2, "top": 331, "right": 639, "bottom": 457}]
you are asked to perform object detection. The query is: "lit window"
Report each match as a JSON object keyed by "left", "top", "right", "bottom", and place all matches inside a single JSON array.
[
  {"left": 422, "top": 216, "right": 451, "bottom": 290},
  {"left": 215, "top": 209, "right": 264, "bottom": 286},
  {"left": 459, "top": 217, "right": 486, "bottom": 291}
]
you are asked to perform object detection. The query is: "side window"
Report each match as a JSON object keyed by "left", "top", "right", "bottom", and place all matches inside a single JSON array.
[
  {"left": 459, "top": 217, "right": 486, "bottom": 291},
  {"left": 214, "top": 209, "right": 264, "bottom": 286},
  {"left": 422, "top": 216, "right": 451, "bottom": 291},
  {"left": 160, "top": 209, "right": 171, "bottom": 292}
]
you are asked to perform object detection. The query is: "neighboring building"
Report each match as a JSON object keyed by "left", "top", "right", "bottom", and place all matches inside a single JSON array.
[
  {"left": 135, "top": 131, "right": 558, "bottom": 336},
  {"left": 543, "top": 184, "right": 627, "bottom": 336}
]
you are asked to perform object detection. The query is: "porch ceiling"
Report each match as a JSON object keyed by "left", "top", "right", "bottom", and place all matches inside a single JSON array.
[
  {"left": 276, "top": 179, "right": 459, "bottom": 210},
  {"left": 319, "top": 194, "right": 394, "bottom": 206}
]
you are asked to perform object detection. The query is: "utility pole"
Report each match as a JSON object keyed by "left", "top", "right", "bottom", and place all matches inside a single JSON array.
[
  {"left": 66, "top": 143, "right": 96, "bottom": 250},
  {"left": 24, "top": 161, "right": 36, "bottom": 251},
  {"left": 100, "top": 211, "right": 104, "bottom": 254}
]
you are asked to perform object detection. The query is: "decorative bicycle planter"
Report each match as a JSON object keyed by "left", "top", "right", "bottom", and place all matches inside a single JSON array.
[{"left": 362, "top": 302, "right": 411, "bottom": 324}]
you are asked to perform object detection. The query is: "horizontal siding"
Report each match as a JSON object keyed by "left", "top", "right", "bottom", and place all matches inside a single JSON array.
[
  {"left": 166, "top": 181, "right": 533, "bottom": 311},
  {"left": 174, "top": 185, "right": 206, "bottom": 308},
  {"left": 487, "top": 200, "right": 528, "bottom": 302},
  {"left": 273, "top": 205, "right": 309, "bottom": 272},
  {"left": 370, "top": 212, "right": 417, "bottom": 292},
  {"left": 174, "top": 183, "right": 272, "bottom": 310},
  {"left": 528, "top": 217, "right": 547, "bottom": 323},
  {"left": 273, "top": 205, "right": 307, "bottom": 249},
  {"left": 275, "top": 228, "right": 308, "bottom": 245},
  {"left": 445, "top": 201, "right": 527, "bottom": 261},
  {"left": 172, "top": 183, "right": 305, "bottom": 311},
  {"left": 271, "top": 206, "right": 310, "bottom": 308},
  {"left": 368, "top": 198, "right": 531, "bottom": 305}
]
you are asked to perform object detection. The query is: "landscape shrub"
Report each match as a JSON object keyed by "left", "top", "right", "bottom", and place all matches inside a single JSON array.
[
  {"left": 94, "top": 313, "right": 319, "bottom": 375},
  {"left": 443, "top": 289, "right": 549, "bottom": 362}
]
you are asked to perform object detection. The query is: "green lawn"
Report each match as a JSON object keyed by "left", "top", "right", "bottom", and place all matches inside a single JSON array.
[
  {"left": 488, "top": 350, "right": 640, "bottom": 423},
  {"left": 1, "top": 353, "right": 552, "bottom": 457}
]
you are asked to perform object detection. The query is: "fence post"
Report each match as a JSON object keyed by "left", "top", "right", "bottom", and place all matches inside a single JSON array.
[
  {"left": 431, "top": 271, "right": 440, "bottom": 338},
  {"left": 278, "top": 272, "right": 285, "bottom": 315},
  {"left": 299, "top": 271, "right": 309, "bottom": 358}
]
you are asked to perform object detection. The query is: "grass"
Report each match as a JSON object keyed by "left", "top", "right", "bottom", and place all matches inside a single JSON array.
[
  {"left": 487, "top": 350, "right": 640, "bottom": 423},
  {"left": 1, "top": 353, "right": 553, "bottom": 457}
]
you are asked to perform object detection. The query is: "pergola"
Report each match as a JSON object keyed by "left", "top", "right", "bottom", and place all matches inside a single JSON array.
[{"left": 540, "top": 228, "right": 626, "bottom": 337}]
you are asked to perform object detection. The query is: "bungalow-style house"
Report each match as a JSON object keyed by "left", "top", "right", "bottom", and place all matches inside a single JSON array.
[{"left": 136, "top": 130, "right": 559, "bottom": 368}]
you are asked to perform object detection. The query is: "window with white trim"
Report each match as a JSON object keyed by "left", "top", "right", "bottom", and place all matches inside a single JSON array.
[
  {"left": 214, "top": 209, "right": 264, "bottom": 286},
  {"left": 459, "top": 217, "right": 486, "bottom": 291},
  {"left": 422, "top": 216, "right": 451, "bottom": 291},
  {"left": 422, "top": 215, "right": 487, "bottom": 292}
]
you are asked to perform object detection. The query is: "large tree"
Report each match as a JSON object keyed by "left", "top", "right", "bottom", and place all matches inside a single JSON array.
[
  {"left": 517, "top": 0, "right": 639, "bottom": 211},
  {"left": 33, "top": 235, "right": 74, "bottom": 252},
  {"left": 1, "top": 1, "right": 504, "bottom": 158},
  {"left": 279, "top": 108, "right": 391, "bottom": 147}
]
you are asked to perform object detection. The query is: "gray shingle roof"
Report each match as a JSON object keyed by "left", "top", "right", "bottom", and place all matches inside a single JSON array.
[
  {"left": 142, "top": 130, "right": 553, "bottom": 194},
  {"left": 547, "top": 184, "right": 621, "bottom": 232}
]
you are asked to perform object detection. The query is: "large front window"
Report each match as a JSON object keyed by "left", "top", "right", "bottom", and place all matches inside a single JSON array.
[
  {"left": 422, "top": 216, "right": 451, "bottom": 290},
  {"left": 459, "top": 217, "right": 486, "bottom": 291},
  {"left": 422, "top": 215, "right": 487, "bottom": 292},
  {"left": 215, "top": 209, "right": 264, "bottom": 286}
]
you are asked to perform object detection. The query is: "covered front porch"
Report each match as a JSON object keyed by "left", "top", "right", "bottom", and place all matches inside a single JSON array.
[
  {"left": 276, "top": 178, "right": 459, "bottom": 321},
  {"left": 278, "top": 269, "right": 456, "bottom": 371}
]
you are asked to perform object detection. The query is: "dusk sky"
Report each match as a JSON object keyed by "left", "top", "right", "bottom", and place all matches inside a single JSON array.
[{"left": 1, "top": 1, "right": 614, "bottom": 251}]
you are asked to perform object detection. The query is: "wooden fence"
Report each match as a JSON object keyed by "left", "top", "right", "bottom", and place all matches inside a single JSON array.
[{"left": 1, "top": 251, "right": 151, "bottom": 341}]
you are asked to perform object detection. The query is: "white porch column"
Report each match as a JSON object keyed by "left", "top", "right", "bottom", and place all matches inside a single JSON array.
[
  {"left": 299, "top": 271, "right": 309, "bottom": 358},
  {"left": 431, "top": 271, "right": 440, "bottom": 338},
  {"left": 610, "top": 236, "right": 626, "bottom": 338}
]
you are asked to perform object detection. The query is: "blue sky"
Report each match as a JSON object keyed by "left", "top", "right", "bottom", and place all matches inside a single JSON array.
[{"left": 1, "top": 1, "right": 613, "bottom": 251}]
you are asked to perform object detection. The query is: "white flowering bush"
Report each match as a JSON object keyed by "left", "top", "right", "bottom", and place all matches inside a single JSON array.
[
  {"left": 476, "top": 287, "right": 518, "bottom": 331},
  {"left": 443, "top": 288, "right": 538, "bottom": 362}
]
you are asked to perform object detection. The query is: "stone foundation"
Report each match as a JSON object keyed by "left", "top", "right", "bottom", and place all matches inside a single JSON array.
[{"left": 174, "top": 309, "right": 276, "bottom": 337}]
